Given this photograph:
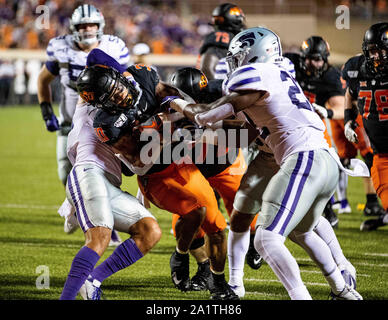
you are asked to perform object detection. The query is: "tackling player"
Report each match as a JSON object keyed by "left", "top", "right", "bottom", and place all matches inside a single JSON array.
[
  {"left": 37, "top": 4, "right": 130, "bottom": 242},
  {"left": 342, "top": 22, "right": 388, "bottom": 231},
  {"left": 170, "top": 27, "right": 367, "bottom": 300}
]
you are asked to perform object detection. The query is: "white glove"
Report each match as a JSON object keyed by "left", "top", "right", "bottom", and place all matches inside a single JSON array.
[
  {"left": 312, "top": 103, "right": 332, "bottom": 118},
  {"left": 344, "top": 121, "right": 359, "bottom": 143}
]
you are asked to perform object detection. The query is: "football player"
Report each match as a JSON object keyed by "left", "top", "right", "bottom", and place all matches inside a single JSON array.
[
  {"left": 78, "top": 51, "right": 239, "bottom": 300},
  {"left": 169, "top": 67, "right": 262, "bottom": 290},
  {"left": 60, "top": 54, "right": 161, "bottom": 301},
  {"left": 342, "top": 22, "right": 388, "bottom": 231},
  {"left": 169, "top": 27, "right": 367, "bottom": 300},
  {"left": 37, "top": 4, "right": 130, "bottom": 243},
  {"left": 285, "top": 36, "right": 384, "bottom": 219},
  {"left": 198, "top": 3, "right": 246, "bottom": 79}
]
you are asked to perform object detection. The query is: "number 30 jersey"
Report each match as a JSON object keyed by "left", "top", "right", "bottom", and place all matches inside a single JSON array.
[
  {"left": 45, "top": 34, "right": 130, "bottom": 127},
  {"left": 342, "top": 55, "right": 388, "bottom": 154},
  {"left": 224, "top": 62, "right": 328, "bottom": 165}
]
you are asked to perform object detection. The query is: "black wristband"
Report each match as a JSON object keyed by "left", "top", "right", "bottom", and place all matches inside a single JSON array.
[
  {"left": 327, "top": 109, "right": 334, "bottom": 119},
  {"left": 40, "top": 102, "right": 53, "bottom": 121},
  {"left": 344, "top": 108, "right": 358, "bottom": 125}
]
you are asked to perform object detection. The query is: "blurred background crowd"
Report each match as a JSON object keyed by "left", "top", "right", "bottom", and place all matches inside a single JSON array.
[{"left": 1, "top": 0, "right": 388, "bottom": 105}]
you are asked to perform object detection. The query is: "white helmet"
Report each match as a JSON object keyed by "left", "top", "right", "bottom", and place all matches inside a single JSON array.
[
  {"left": 226, "top": 27, "right": 282, "bottom": 73},
  {"left": 69, "top": 4, "right": 105, "bottom": 46}
]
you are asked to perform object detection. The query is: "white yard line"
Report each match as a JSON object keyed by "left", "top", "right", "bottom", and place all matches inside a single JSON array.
[{"left": 0, "top": 203, "right": 59, "bottom": 210}]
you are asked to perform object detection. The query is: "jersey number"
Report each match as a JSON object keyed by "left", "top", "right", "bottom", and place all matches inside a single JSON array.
[
  {"left": 359, "top": 89, "right": 388, "bottom": 121},
  {"left": 215, "top": 32, "right": 230, "bottom": 44},
  {"left": 280, "top": 71, "right": 313, "bottom": 111}
]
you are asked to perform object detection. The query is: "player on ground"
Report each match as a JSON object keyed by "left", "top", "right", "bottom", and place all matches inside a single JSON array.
[
  {"left": 198, "top": 3, "right": 246, "bottom": 80},
  {"left": 59, "top": 55, "right": 161, "bottom": 300},
  {"left": 170, "top": 27, "right": 367, "bottom": 300},
  {"left": 37, "top": 4, "right": 130, "bottom": 243},
  {"left": 342, "top": 22, "right": 388, "bottom": 231},
  {"left": 285, "top": 36, "right": 383, "bottom": 219}
]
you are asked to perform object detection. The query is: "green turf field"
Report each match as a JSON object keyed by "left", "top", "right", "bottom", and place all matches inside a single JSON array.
[{"left": 0, "top": 105, "right": 387, "bottom": 300}]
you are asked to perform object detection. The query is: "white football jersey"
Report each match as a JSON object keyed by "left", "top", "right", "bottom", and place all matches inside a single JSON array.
[
  {"left": 67, "top": 101, "right": 122, "bottom": 184},
  {"left": 215, "top": 57, "right": 229, "bottom": 80},
  {"left": 224, "top": 62, "right": 328, "bottom": 165},
  {"left": 46, "top": 34, "right": 130, "bottom": 126}
]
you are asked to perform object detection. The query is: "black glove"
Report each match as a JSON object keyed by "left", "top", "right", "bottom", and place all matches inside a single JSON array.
[{"left": 40, "top": 102, "right": 59, "bottom": 132}]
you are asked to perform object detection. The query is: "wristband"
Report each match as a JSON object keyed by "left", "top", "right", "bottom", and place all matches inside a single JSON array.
[
  {"left": 327, "top": 109, "right": 334, "bottom": 119},
  {"left": 40, "top": 101, "right": 53, "bottom": 121},
  {"left": 344, "top": 108, "right": 358, "bottom": 125}
]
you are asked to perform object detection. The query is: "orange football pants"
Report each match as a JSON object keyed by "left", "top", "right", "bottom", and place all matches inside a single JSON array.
[
  {"left": 371, "top": 154, "right": 388, "bottom": 211},
  {"left": 137, "top": 162, "right": 227, "bottom": 237}
]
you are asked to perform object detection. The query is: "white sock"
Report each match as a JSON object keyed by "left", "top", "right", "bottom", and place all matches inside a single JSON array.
[
  {"left": 325, "top": 267, "right": 346, "bottom": 294},
  {"left": 255, "top": 228, "right": 311, "bottom": 300},
  {"left": 227, "top": 229, "right": 250, "bottom": 286},
  {"left": 290, "top": 230, "right": 338, "bottom": 276},
  {"left": 383, "top": 213, "right": 388, "bottom": 224},
  {"left": 314, "top": 216, "right": 347, "bottom": 267},
  {"left": 288, "top": 285, "right": 312, "bottom": 300}
]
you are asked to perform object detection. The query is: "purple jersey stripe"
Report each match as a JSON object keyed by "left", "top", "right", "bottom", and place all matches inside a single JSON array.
[
  {"left": 229, "top": 76, "right": 261, "bottom": 91},
  {"left": 67, "top": 172, "right": 86, "bottom": 233},
  {"left": 279, "top": 151, "right": 314, "bottom": 235},
  {"left": 233, "top": 66, "right": 256, "bottom": 77},
  {"left": 267, "top": 152, "right": 304, "bottom": 232},
  {"left": 72, "top": 169, "right": 94, "bottom": 230}
]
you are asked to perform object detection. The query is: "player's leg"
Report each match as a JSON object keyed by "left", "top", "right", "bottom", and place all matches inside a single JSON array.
[
  {"left": 228, "top": 151, "right": 279, "bottom": 296},
  {"left": 60, "top": 164, "right": 114, "bottom": 300},
  {"left": 361, "top": 154, "right": 388, "bottom": 231}
]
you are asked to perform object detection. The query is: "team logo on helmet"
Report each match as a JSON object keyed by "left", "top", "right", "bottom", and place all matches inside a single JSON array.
[
  {"left": 301, "top": 41, "right": 309, "bottom": 50},
  {"left": 229, "top": 7, "right": 243, "bottom": 16},
  {"left": 80, "top": 91, "right": 94, "bottom": 102},
  {"left": 237, "top": 32, "right": 256, "bottom": 48},
  {"left": 94, "top": 127, "right": 109, "bottom": 143},
  {"left": 199, "top": 75, "right": 208, "bottom": 89}
]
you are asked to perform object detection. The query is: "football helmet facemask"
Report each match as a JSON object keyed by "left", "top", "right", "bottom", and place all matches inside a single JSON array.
[
  {"left": 362, "top": 22, "right": 388, "bottom": 76},
  {"left": 300, "top": 36, "right": 330, "bottom": 78},
  {"left": 76, "top": 65, "right": 139, "bottom": 112},
  {"left": 211, "top": 3, "right": 246, "bottom": 35},
  {"left": 226, "top": 27, "right": 282, "bottom": 74},
  {"left": 70, "top": 4, "right": 105, "bottom": 46}
]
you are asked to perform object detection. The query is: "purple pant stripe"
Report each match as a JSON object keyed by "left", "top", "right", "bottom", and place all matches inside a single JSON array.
[
  {"left": 72, "top": 169, "right": 94, "bottom": 230},
  {"left": 279, "top": 150, "right": 314, "bottom": 235},
  {"left": 67, "top": 172, "right": 86, "bottom": 233},
  {"left": 267, "top": 152, "right": 304, "bottom": 232}
]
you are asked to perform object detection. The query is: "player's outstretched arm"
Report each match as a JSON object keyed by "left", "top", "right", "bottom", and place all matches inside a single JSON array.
[{"left": 344, "top": 88, "right": 359, "bottom": 143}]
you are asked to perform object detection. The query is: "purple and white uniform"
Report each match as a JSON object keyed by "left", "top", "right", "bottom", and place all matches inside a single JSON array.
[
  {"left": 65, "top": 102, "right": 155, "bottom": 233},
  {"left": 46, "top": 34, "right": 130, "bottom": 185},
  {"left": 225, "top": 62, "right": 339, "bottom": 236}
]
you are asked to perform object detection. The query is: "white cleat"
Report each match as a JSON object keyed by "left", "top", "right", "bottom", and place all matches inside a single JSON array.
[
  {"left": 330, "top": 284, "right": 363, "bottom": 300},
  {"left": 229, "top": 283, "right": 245, "bottom": 298},
  {"left": 79, "top": 277, "right": 103, "bottom": 300},
  {"left": 108, "top": 230, "right": 122, "bottom": 247},
  {"left": 64, "top": 214, "right": 79, "bottom": 234}
]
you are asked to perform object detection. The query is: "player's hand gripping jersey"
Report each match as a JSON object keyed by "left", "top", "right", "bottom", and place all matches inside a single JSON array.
[{"left": 46, "top": 34, "right": 130, "bottom": 125}]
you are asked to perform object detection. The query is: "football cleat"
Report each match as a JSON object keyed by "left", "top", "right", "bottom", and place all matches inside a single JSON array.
[
  {"left": 191, "top": 260, "right": 211, "bottom": 291},
  {"left": 360, "top": 214, "right": 388, "bottom": 231},
  {"left": 109, "top": 230, "right": 122, "bottom": 247},
  {"left": 246, "top": 234, "right": 263, "bottom": 270},
  {"left": 329, "top": 284, "right": 363, "bottom": 300},
  {"left": 339, "top": 265, "right": 357, "bottom": 289},
  {"left": 229, "top": 283, "right": 246, "bottom": 298},
  {"left": 332, "top": 199, "right": 352, "bottom": 214},
  {"left": 323, "top": 204, "right": 339, "bottom": 229},
  {"left": 64, "top": 213, "right": 79, "bottom": 234},
  {"left": 79, "top": 276, "right": 103, "bottom": 300},
  {"left": 208, "top": 273, "right": 240, "bottom": 300},
  {"left": 363, "top": 201, "right": 385, "bottom": 216},
  {"left": 170, "top": 250, "right": 191, "bottom": 292}
]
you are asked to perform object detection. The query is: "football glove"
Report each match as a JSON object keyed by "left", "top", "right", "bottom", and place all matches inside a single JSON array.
[
  {"left": 344, "top": 120, "right": 358, "bottom": 144},
  {"left": 312, "top": 103, "right": 333, "bottom": 119},
  {"left": 40, "top": 102, "right": 59, "bottom": 132}
]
